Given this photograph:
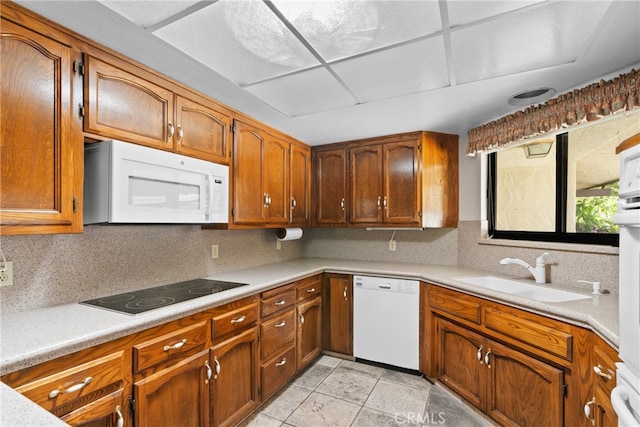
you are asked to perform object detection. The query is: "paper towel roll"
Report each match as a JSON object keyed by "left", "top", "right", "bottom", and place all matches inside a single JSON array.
[{"left": 276, "top": 228, "right": 303, "bottom": 241}]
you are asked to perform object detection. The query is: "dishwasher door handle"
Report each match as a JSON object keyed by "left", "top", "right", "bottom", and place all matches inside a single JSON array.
[{"left": 378, "top": 285, "right": 392, "bottom": 290}]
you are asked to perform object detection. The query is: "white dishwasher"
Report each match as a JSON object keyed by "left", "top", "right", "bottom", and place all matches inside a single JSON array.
[{"left": 353, "top": 275, "right": 420, "bottom": 370}]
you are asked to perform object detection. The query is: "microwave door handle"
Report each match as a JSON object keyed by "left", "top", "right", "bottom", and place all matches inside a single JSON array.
[{"left": 207, "top": 175, "right": 214, "bottom": 220}]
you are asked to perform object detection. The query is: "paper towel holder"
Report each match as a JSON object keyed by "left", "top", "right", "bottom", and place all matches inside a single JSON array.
[{"left": 276, "top": 228, "right": 303, "bottom": 241}]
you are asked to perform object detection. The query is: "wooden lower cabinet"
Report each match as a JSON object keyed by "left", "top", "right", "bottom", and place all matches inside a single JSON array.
[
  {"left": 585, "top": 335, "right": 619, "bottom": 427},
  {"left": 210, "top": 327, "right": 259, "bottom": 427},
  {"left": 297, "top": 295, "right": 323, "bottom": 370},
  {"left": 61, "top": 390, "right": 126, "bottom": 427},
  {"left": 435, "top": 317, "right": 564, "bottom": 426},
  {"left": 323, "top": 274, "right": 353, "bottom": 356},
  {"left": 134, "top": 350, "right": 210, "bottom": 427}
]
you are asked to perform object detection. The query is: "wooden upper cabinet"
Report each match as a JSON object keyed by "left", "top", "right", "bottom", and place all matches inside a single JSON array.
[
  {"left": 313, "top": 131, "right": 458, "bottom": 228},
  {"left": 84, "top": 55, "right": 175, "bottom": 151},
  {"left": 231, "top": 120, "right": 294, "bottom": 227},
  {"left": 313, "top": 146, "right": 347, "bottom": 225},
  {"left": 84, "top": 55, "right": 231, "bottom": 164},
  {"left": 349, "top": 144, "right": 383, "bottom": 224},
  {"left": 0, "top": 19, "right": 83, "bottom": 235},
  {"left": 175, "top": 95, "right": 230, "bottom": 164},
  {"left": 290, "top": 143, "right": 311, "bottom": 226}
]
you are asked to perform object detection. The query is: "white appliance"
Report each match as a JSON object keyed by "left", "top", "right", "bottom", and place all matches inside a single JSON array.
[
  {"left": 611, "top": 140, "right": 640, "bottom": 427},
  {"left": 353, "top": 275, "right": 420, "bottom": 370},
  {"left": 84, "top": 140, "right": 228, "bottom": 224}
]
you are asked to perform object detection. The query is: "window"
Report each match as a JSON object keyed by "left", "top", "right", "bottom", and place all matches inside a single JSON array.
[{"left": 487, "top": 114, "right": 640, "bottom": 247}]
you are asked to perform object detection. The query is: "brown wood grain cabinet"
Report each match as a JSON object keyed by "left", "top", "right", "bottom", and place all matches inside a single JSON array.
[
  {"left": 313, "top": 131, "right": 458, "bottom": 228},
  {"left": 585, "top": 335, "right": 619, "bottom": 427},
  {"left": 84, "top": 55, "right": 231, "bottom": 165},
  {"left": 0, "top": 17, "right": 83, "bottom": 235},
  {"left": 312, "top": 145, "right": 348, "bottom": 225},
  {"left": 290, "top": 143, "right": 312, "bottom": 226},
  {"left": 296, "top": 275, "right": 323, "bottom": 370},
  {"left": 323, "top": 273, "right": 353, "bottom": 356}
]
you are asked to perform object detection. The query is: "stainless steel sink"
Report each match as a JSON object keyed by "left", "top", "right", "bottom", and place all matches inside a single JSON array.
[{"left": 455, "top": 276, "right": 591, "bottom": 303}]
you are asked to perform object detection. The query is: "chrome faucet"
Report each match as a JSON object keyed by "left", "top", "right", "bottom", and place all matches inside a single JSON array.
[{"left": 500, "top": 252, "right": 549, "bottom": 284}]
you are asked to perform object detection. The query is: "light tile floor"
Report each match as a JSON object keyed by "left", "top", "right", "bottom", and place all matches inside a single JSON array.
[{"left": 239, "top": 356, "right": 497, "bottom": 427}]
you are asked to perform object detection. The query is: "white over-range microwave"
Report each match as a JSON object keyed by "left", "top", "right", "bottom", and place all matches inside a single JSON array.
[{"left": 84, "top": 140, "right": 229, "bottom": 224}]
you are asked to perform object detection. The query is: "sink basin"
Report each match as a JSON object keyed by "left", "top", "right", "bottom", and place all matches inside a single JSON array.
[{"left": 455, "top": 276, "right": 591, "bottom": 303}]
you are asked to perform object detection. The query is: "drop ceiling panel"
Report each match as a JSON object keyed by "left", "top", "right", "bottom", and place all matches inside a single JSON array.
[
  {"left": 446, "top": 0, "right": 546, "bottom": 27},
  {"left": 332, "top": 37, "right": 449, "bottom": 102},
  {"left": 245, "top": 67, "right": 357, "bottom": 117},
  {"left": 153, "top": 0, "right": 320, "bottom": 86},
  {"left": 272, "top": 0, "right": 443, "bottom": 62},
  {"left": 99, "top": 1, "right": 201, "bottom": 28},
  {"left": 451, "top": 1, "right": 613, "bottom": 84}
]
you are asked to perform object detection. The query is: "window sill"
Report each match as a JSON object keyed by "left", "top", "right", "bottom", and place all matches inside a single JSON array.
[{"left": 478, "top": 236, "right": 619, "bottom": 255}]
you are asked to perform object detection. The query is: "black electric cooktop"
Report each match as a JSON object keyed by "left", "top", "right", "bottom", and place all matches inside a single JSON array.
[{"left": 81, "top": 279, "right": 249, "bottom": 315}]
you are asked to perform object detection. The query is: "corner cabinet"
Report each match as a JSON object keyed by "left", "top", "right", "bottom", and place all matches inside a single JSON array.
[
  {"left": 312, "top": 131, "right": 459, "bottom": 228},
  {"left": 0, "top": 18, "right": 83, "bottom": 235},
  {"left": 231, "top": 119, "right": 311, "bottom": 228}
]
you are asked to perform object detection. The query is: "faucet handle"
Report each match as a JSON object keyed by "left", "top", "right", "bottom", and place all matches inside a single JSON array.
[{"left": 536, "top": 252, "right": 550, "bottom": 265}]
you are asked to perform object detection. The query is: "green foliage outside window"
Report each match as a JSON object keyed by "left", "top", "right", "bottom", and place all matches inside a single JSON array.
[{"left": 575, "top": 182, "right": 619, "bottom": 233}]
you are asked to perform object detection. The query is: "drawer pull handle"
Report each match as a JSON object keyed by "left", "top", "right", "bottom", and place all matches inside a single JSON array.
[
  {"left": 116, "top": 405, "right": 124, "bottom": 427},
  {"left": 484, "top": 350, "right": 492, "bottom": 368},
  {"left": 275, "top": 358, "right": 287, "bottom": 367},
  {"left": 48, "top": 377, "right": 93, "bottom": 399},
  {"left": 343, "top": 287, "right": 348, "bottom": 300},
  {"left": 163, "top": 338, "right": 187, "bottom": 352},
  {"left": 230, "top": 315, "right": 246, "bottom": 324},
  {"left": 214, "top": 356, "right": 221, "bottom": 379},
  {"left": 305, "top": 288, "right": 316, "bottom": 293},
  {"left": 177, "top": 125, "right": 184, "bottom": 142},
  {"left": 205, "top": 360, "right": 212, "bottom": 384},
  {"left": 593, "top": 364, "right": 614, "bottom": 381},
  {"left": 275, "top": 320, "right": 286, "bottom": 328},
  {"left": 477, "top": 345, "right": 484, "bottom": 364},
  {"left": 274, "top": 300, "right": 286, "bottom": 306},
  {"left": 167, "top": 122, "right": 175, "bottom": 140}
]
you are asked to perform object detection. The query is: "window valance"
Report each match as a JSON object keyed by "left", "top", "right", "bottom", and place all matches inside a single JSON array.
[{"left": 466, "top": 68, "right": 639, "bottom": 155}]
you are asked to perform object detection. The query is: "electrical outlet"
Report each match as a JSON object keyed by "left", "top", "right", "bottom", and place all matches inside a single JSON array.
[
  {"left": 211, "top": 244, "right": 219, "bottom": 259},
  {"left": 0, "top": 261, "right": 13, "bottom": 286},
  {"left": 276, "top": 239, "right": 282, "bottom": 250},
  {"left": 389, "top": 240, "right": 396, "bottom": 251}
]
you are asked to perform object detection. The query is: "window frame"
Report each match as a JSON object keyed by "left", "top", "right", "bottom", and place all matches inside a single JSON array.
[{"left": 487, "top": 132, "right": 619, "bottom": 247}]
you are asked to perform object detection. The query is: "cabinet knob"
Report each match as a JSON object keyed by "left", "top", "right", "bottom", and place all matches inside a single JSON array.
[
  {"left": 477, "top": 345, "right": 484, "bottom": 364},
  {"left": 163, "top": 338, "right": 187, "bottom": 352},
  {"left": 305, "top": 288, "right": 316, "bottom": 293},
  {"left": 383, "top": 196, "right": 388, "bottom": 210},
  {"left": 377, "top": 196, "right": 382, "bottom": 209},
  {"left": 300, "top": 314, "right": 305, "bottom": 324},
  {"left": 205, "top": 360, "right": 212, "bottom": 383},
  {"left": 48, "top": 376, "right": 93, "bottom": 399},
  {"left": 213, "top": 356, "right": 221, "bottom": 379},
  {"left": 275, "top": 320, "right": 286, "bottom": 328},
  {"left": 230, "top": 315, "right": 246, "bottom": 324},
  {"left": 593, "top": 364, "right": 614, "bottom": 381},
  {"left": 275, "top": 358, "right": 287, "bottom": 367},
  {"left": 484, "top": 349, "right": 492, "bottom": 368},
  {"left": 167, "top": 122, "right": 175, "bottom": 141},
  {"left": 274, "top": 299, "right": 286, "bottom": 306},
  {"left": 584, "top": 397, "right": 596, "bottom": 425},
  {"left": 116, "top": 405, "right": 124, "bottom": 427},
  {"left": 343, "top": 287, "right": 348, "bottom": 300},
  {"left": 177, "top": 125, "right": 184, "bottom": 142},
  {"left": 340, "top": 198, "right": 345, "bottom": 210},
  {"left": 291, "top": 197, "right": 297, "bottom": 210}
]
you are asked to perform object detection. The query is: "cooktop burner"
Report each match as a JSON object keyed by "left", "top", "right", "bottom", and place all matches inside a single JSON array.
[{"left": 81, "top": 279, "right": 249, "bottom": 315}]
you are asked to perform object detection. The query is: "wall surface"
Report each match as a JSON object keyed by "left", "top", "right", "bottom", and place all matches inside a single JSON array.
[{"left": 0, "top": 226, "right": 303, "bottom": 313}]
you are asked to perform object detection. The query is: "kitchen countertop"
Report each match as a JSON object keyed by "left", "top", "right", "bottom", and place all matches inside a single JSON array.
[{"left": 0, "top": 257, "right": 619, "bottom": 426}]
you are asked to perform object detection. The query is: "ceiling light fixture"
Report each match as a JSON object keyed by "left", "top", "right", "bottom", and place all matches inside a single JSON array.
[
  {"left": 523, "top": 140, "right": 553, "bottom": 158},
  {"left": 508, "top": 87, "right": 556, "bottom": 107}
]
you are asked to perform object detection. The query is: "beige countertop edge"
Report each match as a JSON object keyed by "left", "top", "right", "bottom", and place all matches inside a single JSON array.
[{"left": 1, "top": 257, "right": 618, "bottom": 376}]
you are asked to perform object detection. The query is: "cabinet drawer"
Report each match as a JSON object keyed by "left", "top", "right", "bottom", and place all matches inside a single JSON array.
[
  {"left": 261, "top": 309, "right": 296, "bottom": 360},
  {"left": 261, "top": 289, "right": 296, "bottom": 318},
  {"left": 430, "top": 287, "right": 481, "bottom": 324},
  {"left": 211, "top": 301, "right": 259, "bottom": 339},
  {"left": 14, "top": 351, "right": 126, "bottom": 414},
  {"left": 484, "top": 306, "right": 573, "bottom": 361},
  {"left": 592, "top": 338, "right": 618, "bottom": 393},
  {"left": 261, "top": 346, "right": 296, "bottom": 399},
  {"left": 296, "top": 276, "right": 322, "bottom": 302},
  {"left": 133, "top": 321, "right": 207, "bottom": 374}
]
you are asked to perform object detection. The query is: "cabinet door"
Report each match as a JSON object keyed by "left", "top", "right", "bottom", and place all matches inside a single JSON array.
[
  {"left": 383, "top": 140, "right": 420, "bottom": 225},
  {"left": 84, "top": 55, "right": 174, "bottom": 151},
  {"left": 1, "top": 20, "right": 82, "bottom": 234},
  {"left": 134, "top": 350, "right": 210, "bottom": 427},
  {"left": 210, "top": 327, "right": 259, "bottom": 427},
  {"left": 314, "top": 148, "right": 347, "bottom": 225},
  {"left": 175, "top": 95, "right": 230, "bottom": 164},
  {"left": 486, "top": 339, "right": 563, "bottom": 427},
  {"left": 290, "top": 143, "right": 311, "bottom": 225},
  {"left": 232, "top": 121, "right": 265, "bottom": 224},
  {"left": 61, "top": 390, "right": 126, "bottom": 427},
  {"left": 323, "top": 274, "right": 353, "bottom": 356},
  {"left": 435, "top": 317, "right": 485, "bottom": 410},
  {"left": 349, "top": 145, "right": 383, "bottom": 224},
  {"left": 297, "top": 295, "right": 323, "bottom": 370},
  {"left": 263, "top": 135, "right": 289, "bottom": 224},
  {"left": 591, "top": 384, "right": 617, "bottom": 427}
]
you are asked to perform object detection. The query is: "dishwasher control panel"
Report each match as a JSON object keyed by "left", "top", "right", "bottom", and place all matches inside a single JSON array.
[{"left": 353, "top": 275, "right": 420, "bottom": 294}]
